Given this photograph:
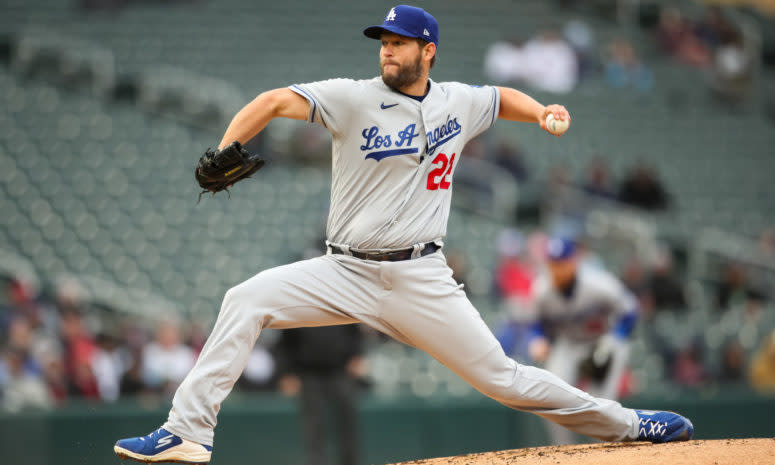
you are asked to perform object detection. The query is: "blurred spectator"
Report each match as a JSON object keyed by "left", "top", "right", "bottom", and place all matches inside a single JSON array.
[
  {"left": 0, "top": 346, "right": 52, "bottom": 413},
  {"left": 655, "top": 7, "right": 712, "bottom": 67},
  {"left": 91, "top": 332, "right": 125, "bottom": 402},
  {"left": 714, "top": 262, "right": 766, "bottom": 311},
  {"left": 493, "top": 229, "right": 537, "bottom": 363},
  {"left": 520, "top": 30, "right": 578, "bottom": 94},
  {"left": 604, "top": 37, "right": 654, "bottom": 92},
  {"left": 4, "top": 316, "right": 67, "bottom": 406},
  {"left": 494, "top": 229, "right": 534, "bottom": 303},
  {"left": 55, "top": 277, "right": 85, "bottom": 315},
  {"left": 60, "top": 309, "right": 99, "bottom": 399},
  {"left": 710, "top": 30, "right": 754, "bottom": 104},
  {"left": 141, "top": 316, "right": 196, "bottom": 397},
  {"left": 646, "top": 248, "right": 687, "bottom": 311},
  {"left": 718, "top": 339, "right": 746, "bottom": 384},
  {"left": 581, "top": 158, "right": 616, "bottom": 200},
  {"left": 484, "top": 37, "right": 525, "bottom": 84},
  {"left": 41, "top": 349, "right": 68, "bottom": 404},
  {"left": 5, "top": 318, "right": 42, "bottom": 373},
  {"left": 1, "top": 277, "right": 45, "bottom": 335},
  {"left": 749, "top": 330, "right": 775, "bottom": 394},
  {"left": 618, "top": 163, "right": 669, "bottom": 210},
  {"left": 184, "top": 320, "right": 209, "bottom": 357},
  {"left": 238, "top": 344, "right": 276, "bottom": 392},
  {"left": 695, "top": 6, "right": 737, "bottom": 50},
  {"left": 120, "top": 353, "right": 146, "bottom": 397},
  {"left": 493, "top": 141, "right": 528, "bottom": 183},
  {"left": 563, "top": 19, "right": 597, "bottom": 80},
  {"left": 484, "top": 30, "right": 578, "bottom": 93},
  {"left": 671, "top": 340, "right": 707, "bottom": 387},
  {"left": 276, "top": 325, "right": 364, "bottom": 465},
  {"left": 118, "top": 320, "right": 149, "bottom": 396}
]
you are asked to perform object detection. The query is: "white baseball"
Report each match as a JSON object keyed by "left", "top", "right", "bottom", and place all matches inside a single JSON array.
[{"left": 546, "top": 113, "right": 570, "bottom": 136}]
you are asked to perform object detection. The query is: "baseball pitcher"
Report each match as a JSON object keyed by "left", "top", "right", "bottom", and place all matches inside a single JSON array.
[{"left": 114, "top": 6, "right": 693, "bottom": 464}]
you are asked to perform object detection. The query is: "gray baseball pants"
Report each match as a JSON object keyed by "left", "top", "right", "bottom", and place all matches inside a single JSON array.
[
  {"left": 163, "top": 251, "right": 639, "bottom": 446},
  {"left": 545, "top": 337, "right": 632, "bottom": 445}
]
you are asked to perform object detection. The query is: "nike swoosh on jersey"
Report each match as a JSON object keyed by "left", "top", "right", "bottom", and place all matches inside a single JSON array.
[{"left": 380, "top": 103, "right": 399, "bottom": 109}]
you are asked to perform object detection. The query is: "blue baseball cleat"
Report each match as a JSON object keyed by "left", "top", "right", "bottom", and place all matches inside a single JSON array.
[
  {"left": 114, "top": 427, "right": 212, "bottom": 464},
  {"left": 635, "top": 410, "right": 694, "bottom": 443}
]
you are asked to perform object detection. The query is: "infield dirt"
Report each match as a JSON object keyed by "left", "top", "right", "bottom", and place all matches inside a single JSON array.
[{"left": 389, "top": 438, "right": 775, "bottom": 465}]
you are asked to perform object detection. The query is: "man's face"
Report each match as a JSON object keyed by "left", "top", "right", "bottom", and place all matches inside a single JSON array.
[
  {"left": 380, "top": 32, "right": 424, "bottom": 90},
  {"left": 548, "top": 256, "right": 578, "bottom": 288}
]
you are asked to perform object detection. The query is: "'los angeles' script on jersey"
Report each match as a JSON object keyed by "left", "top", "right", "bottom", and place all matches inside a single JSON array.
[
  {"left": 426, "top": 115, "right": 461, "bottom": 156},
  {"left": 361, "top": 116, "right": 462, "bottom": 162}
]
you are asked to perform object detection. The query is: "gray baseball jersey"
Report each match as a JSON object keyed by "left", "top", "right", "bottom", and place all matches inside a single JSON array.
[
  {"left": 289, "top": 77, "right": 499, "bottom": 250},
  {"left": 161, "top": 78, "right": 641, "bottom": 448},
  {"left": 532, "top": 266, "right": 636, "bottom": 344}
]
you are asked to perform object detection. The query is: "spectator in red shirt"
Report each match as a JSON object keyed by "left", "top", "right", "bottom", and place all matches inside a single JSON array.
[{"left": 60, "top": 310, "right": 99, "bottom": 399}]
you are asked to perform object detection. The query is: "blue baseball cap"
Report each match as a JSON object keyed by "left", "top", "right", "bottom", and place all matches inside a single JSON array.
[
  {"left": 546, "top": 238, "right": 577, "bottom": 261},
  {"left": 363, "top": 5, "right": 439, "bottom": 46}
]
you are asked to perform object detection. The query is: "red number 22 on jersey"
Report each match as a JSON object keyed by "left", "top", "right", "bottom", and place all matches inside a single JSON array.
[{"left": 426, "top": 152, "right": 456, "bottom": 190}]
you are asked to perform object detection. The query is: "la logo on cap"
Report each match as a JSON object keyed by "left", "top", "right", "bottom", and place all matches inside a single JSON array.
[{"left": 386, "top": 7, "right": 396, "bottom": 21}]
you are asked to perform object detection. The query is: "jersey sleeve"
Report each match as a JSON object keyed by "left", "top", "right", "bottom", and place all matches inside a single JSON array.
[
  {"left": 464, "top": 84, "right": 500, "bottom": 140},
  {"left": 288, "top": 79, "right": 357, "bottom": 135},
  {"left": 605, "top": 274, "right": 638, "bottom": 338}
]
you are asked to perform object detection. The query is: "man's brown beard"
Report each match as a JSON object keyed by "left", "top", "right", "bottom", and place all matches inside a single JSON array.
[{"left": 380, "top": 53, "right": 423, "bottom": 91}]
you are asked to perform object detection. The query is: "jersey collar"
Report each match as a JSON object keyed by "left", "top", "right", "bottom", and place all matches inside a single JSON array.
[
  {"left": 379, "top": 77, "right": 434, "bottom": 104},
  {"left": 395, "top": 80, "right": 431, "bottom": 102}
]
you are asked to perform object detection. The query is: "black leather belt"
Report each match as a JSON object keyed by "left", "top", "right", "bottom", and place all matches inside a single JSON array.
[{"left": 329, "top": 242, "right": 440, "bottom": 262}]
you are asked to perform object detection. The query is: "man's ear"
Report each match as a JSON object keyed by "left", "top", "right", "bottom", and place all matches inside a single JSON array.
[{"left": 424, "top": 42, "right": 436, "bottom": 63}]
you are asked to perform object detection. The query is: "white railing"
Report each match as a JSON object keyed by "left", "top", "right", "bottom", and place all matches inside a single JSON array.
[
  {"left": 543, "top": 184, "right": 660, "bottom": 261},
  {"left": 453, "top": 156, "right": 519, "bottom": 220},
  {"left": 0, "top": 248, "right": 40, "bottom": 291},
  {"left": 137, "top": 65, "right": 246, "bottom": 130},
  {"left": 0, "top": 247, "right": 184, "bottom": 323},
  {"left": 12, "top": 27, "right": 116, "bottom": 97},
  {"left": 688, "top": 228, "right": 775, "bottom": 313}
]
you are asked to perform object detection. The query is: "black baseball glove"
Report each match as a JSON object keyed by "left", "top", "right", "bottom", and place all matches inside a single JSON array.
[
  {"left": 579, "top": 336, "right": 614, "bottom": 382},
  {"left": 195, "top": 141, "right": 265, "bottom": 201}
]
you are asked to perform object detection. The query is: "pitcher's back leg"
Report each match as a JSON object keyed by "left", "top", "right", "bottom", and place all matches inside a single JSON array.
[{"left": 163, "top": 256, "right": 373, "bottom": 446}]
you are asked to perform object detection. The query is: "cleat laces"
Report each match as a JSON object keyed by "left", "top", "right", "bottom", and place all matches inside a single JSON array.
[{"left": 639, "top": 417, "right": 667, "bottom": 438}]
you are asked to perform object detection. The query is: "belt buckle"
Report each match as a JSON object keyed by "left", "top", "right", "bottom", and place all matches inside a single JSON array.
[{"left": 345, "top": 244, "right": 435, "bottom": 261}]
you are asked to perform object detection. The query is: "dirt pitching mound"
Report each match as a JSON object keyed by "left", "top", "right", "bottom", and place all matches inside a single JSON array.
[{"left": 390, "top": 438, "right": 775, "bottom": 465}]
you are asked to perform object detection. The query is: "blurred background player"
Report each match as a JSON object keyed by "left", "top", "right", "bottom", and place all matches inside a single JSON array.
[
  {"left": 528, "top": 237, "right": 638, "bottom": 444},
  {"left": 275, "top": 325, "right": 365, "bottom": 465}
]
